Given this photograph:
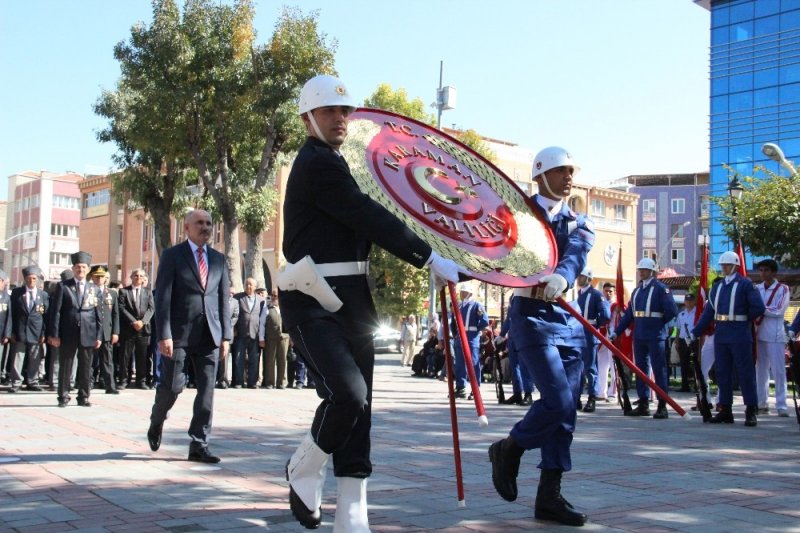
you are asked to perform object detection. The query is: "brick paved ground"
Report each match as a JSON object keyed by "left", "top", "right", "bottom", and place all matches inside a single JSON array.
[{"left": 2, "top": 352, "right": 799, "bottom": 532}]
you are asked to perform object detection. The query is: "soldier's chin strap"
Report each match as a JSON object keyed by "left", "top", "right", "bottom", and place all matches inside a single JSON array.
[
  {"left": 539, "top": 171, "right": 560, "bottom": 199},
  {"left": 306, "top": 112, "right": 328, "bottom": 146}
]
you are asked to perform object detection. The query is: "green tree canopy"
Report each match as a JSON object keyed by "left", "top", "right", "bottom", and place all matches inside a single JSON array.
[{"left": 716, "top": 167, "right": 800, "bottom": 268}]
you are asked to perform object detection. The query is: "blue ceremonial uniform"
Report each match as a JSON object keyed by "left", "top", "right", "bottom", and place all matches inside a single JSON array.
[
  {"left": 692, "top": 274, "right": 765, "bottom": 407},
  {"left": 500, "top": 315, "right": 533, "bottom": 396},
  {"left": 614, "top": 278, "right": 678, "bottom": 401},
  {"left": 452, "top": 296, "right": 489, "bottom": 392},
  {"left": 508, "top": 197, "right": 593, "bottom": 472},
  {"left": 790, "top": 309, "right": 800, "bottom": 335},
  {"left": 576, "top": 285, "right": 610, "bottom": 399}
]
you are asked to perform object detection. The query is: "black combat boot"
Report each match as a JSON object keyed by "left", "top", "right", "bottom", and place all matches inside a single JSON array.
[
  {"left": 534, "top": 469, "right": 587, "bottom": 526},
  {"left": 488, "top": 436, "right": 525, "bottom": 501},
  {"left": 628, "top": 398, "right": 650, "bottom": 416},
  {"left": 503, "top": 392, "right": 522, "bottom": 405},
  {"left": 744, "top": 405, "right": 758, "bottom": 427},
  {"left": 582, "top": 396, "right": 596, "bottom": 413},
  {"left": 521, "top": 392, "right": 533, "bottom": 405},
  {"left": 709, "top": 404, "right": 734, "bottom": 424},
  {"left": 653, "top": 400, "right": 668, "bottom": 419}
]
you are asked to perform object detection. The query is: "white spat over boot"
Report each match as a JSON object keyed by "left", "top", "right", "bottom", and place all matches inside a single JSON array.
[
  {"left": 333, "top": 477, "right": 370, "bottom": 533},
  {"left": 286, "top": 433, "right": 330, "bottom": 529}
]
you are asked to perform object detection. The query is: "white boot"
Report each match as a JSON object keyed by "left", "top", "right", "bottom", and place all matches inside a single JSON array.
[
  {"left": 333, "top": 477, "right": 370, "bottom": 533},
  {"left": 287, "top": 433, "right": 330, "bottom": 528}
]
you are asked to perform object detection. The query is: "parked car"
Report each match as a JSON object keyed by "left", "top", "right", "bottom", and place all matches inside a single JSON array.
[{"left": 373, "top": 324, "right": 402, "bottom": 353}]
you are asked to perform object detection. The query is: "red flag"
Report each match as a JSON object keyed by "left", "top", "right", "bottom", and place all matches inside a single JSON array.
[
  {"left": 615, "top": 242, "right": 625, "bottom": 311},
  {"left": 613, "top": 242, "right": 633, "bottom": 361},
  {"left": 694, "top": 242, "right": 708, "bottom": 325},
  {"left": 736, "top": 239, "right": 747, "bottom": 277}
]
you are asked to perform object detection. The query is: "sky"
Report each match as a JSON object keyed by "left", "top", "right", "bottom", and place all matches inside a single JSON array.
[{"left": 0, "top": 1, "right": 710, "bottom": 201}]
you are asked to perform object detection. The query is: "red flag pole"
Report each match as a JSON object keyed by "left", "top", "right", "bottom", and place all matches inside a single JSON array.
[
  {"left": 447, "top": 281, "right": 489, "bottom": 427},
  {"left": 439, "top": 287, "right": 465, "bottom": 507},
  {"left": 694, "top": 242, "right": 708, "bottom": 325},
  {"left": 555, "top": 297, "right": 689, "bottom": 418},
  {"left": 736, "top": 239, "right": 747, "bottom": 277}
]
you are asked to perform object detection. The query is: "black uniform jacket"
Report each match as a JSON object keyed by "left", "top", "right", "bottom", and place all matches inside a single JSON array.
[
  {"left": 97, "top": 287, "right": 120, "bottom": 342},
  {"left": 118, "top": 285, "right": 154, "bottom": 340},
  {"left": 10, "top": 286, "right": 48, "bottom": 343},
  {"left": 47, "top": 279, "right": 102, "bottom": 348},
  {"left": 281, "top": 136, "right": 432, "bottom": 330}
]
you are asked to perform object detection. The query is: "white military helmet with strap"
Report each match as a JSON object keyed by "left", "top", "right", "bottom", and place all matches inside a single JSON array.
[
  {"left": 637, "top": 257, "right": 657, "bottom": 271},
  {"left": 532, "top": 146, "right": 580, "bottom": 198},
  {"left": 718, "top": 251, "right": 740, "bottom": 266},
  {"left": 299, "top": 74, "right": 357, "bottom": 142}
]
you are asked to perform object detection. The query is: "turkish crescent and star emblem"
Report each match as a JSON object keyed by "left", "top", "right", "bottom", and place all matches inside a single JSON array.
[{"left": 340, "top": 109, "right": 557, "bottom": 288}]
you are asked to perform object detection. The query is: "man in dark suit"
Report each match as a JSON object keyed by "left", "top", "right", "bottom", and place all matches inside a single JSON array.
[
  {"left": 47, "top": 251, "right": 102, "bottom": 407},
  {"left": 148, "top": 209, "right": 232, "bottom": 463},
  {"left": 0, "top": 270, "right": 11, "bottom": 386},
  {"left": 118, "top": 268, "right": 155, "bottom": 389},
  {"left": 281, "top": 74, "right": 462, "bottom": 530},
  {"left": 259, "top": 288, "right": 289, "bottom": 389},
  {"left": 90, "top": 266, "right": 120, "bottom": 395},
  {"left": 8, "top": 265, "right": 48, "bottom": 392},
  {"left": 232, "top": 277, "right": 264, "bottom": 388}
]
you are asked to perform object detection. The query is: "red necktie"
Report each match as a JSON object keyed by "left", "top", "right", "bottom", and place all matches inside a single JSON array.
[{"left": 197, "top": 247, "right": 208, "bottom": 289}]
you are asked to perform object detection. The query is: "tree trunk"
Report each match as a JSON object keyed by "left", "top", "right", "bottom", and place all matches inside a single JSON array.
[
  {"left": 244, "top": 231, "right": 265, "bottom": 289},
  {"left": 150, "top": 203, "right": 173, "bottom": 258}
]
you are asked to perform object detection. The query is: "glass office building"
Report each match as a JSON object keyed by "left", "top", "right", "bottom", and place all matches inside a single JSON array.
[{"left": 699, "top": 0, "right": 800, "bottom": 264}]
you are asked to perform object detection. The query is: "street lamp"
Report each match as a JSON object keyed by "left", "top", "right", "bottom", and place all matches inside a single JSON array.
[
  {"left": 761, "top": 142, "right": 796, "bottom": 174},
  {"left": 727, "top": 175, "right": 744, "bottom": 242},
  {"left": 657, "top": 220, "right": 691, "bottom": 271}
]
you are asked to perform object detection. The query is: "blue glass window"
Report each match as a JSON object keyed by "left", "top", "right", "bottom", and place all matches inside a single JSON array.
[
  {"left": 754, "top": 87, "right": 779, "bottom": 108},
  {"left": 712, "top": 76, "right": 729, "bottom": 96},
  {"left": 782, "top": 1, "right": 800, "bottom": 12},
  {"left": 780, "top": 82, "right": 800, "bottom": 102},
  {"left": 754, "top": 67, "right": 779, "bottom": 88},
  {"left": 712, "top": 26, "right": 730, "bottom": 46},
  {"left": 729, "top": 72, "right": 754, "bottom": 92},
  {"left": 780, "top": 62, "right": 800, "bottom": 83},
  {"left": 755, "top": 15, "right": 780, "bottom": 36},
  {"left": 730, "top": 91, "right": 753, "bottom": 111},
  {"left": 730, "top": 2, "right": 754, "bottom": 23},
  {"left": 712, "top": 146, "right": 729, "bottom": 166},
  {"left": 777, "top": 138, "right": 800, "bottom": 161},
  {"left": 730, "top": 21, "right": 753, "bottom": 42},
  {"left": 780, "top": 10, "right": 800, "bottom": 32},
  {"left": 711, "top": 6, "right": 730, "bottom": 28},
  {"left": 712, "top": 95, "right": 729, "bottom": 115},
  {"left": 755, "top": 0, "right": 780, "bottom": 17}
]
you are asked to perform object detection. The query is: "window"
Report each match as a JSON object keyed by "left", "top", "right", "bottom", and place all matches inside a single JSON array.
[
  {"left": 83, "top": 189, "right": 110, "bottom": 209},
  {"left": 53, "top": 195, "right": 79, "bottom": 209},
  {"left": 642, "top": 224, "right": 657, "bottom": 239},
  {"left": 671, "top": 249, "right": 685, "bottom": 265},
  {"left": 671, "top": 198, "right": 685, "bottom": 214},
  {"left": 49, "top": 252, "right": 71, "bottom": 265},
  {"left": 671, "top": 223, "right": 686, "bottom": 238},
  {"left": 643, "top": 199, "right": 656, "bottom": 214},
  {"left": 642, "top": 249, "right": 656, "bottom": 260},
  {"left": 590, "top": 199, "right": 605, "bottom": 218},
  {"left": 613, "top": 204, "right": 626, "bottom": 220},
  {"left": 50, "top": 224, "right": 79, "bottom": 238}
]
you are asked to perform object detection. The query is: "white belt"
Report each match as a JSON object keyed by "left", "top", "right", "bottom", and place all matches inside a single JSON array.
[
  {"left": 466, "top": 326, "right": 478, "bottom": 332},
  {"left": 513, "top": 286, "right": 547, "bottom": 301},
  {"left": 586, "top": 319, "right": 597, "bottom": 325},
  {"left": 715, "top": 314, "right": 748, "bottom": 322},
  {"left": 316, "top": 261, "right": 369, "bottom": 277},
  {"left": 634, "top": 311, "right": 663, "bottom": 318}
]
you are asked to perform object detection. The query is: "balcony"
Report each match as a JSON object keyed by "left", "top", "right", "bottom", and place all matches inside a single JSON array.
[{"left": 592, "top": 216, "right": 632, "bottom": 233}]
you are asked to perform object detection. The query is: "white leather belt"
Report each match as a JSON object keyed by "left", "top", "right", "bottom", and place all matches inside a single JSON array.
[
  {"left": 715, "top": 314, "right": 748, "bottom": 322},
  {"left": 634, "top": 311, "right": 663, "bottom": 318},
  {"left": 316, "top": 261, "right": 369, "bottom": 277},
  {"left": 513, "top": 286, "right": 547, "bottom": 301},
  {"left": 466, "top": 327, "right": 478, "bottom": 332}
]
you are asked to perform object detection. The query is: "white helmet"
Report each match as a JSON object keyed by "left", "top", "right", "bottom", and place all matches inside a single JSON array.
[
  {"left": 718, "top": 251, "right": 740, "bottom": 266},
  {"left": 579, "top": 266, "right": 593, "bottom": 278},
  {"left": 298, "top": 74, "right": 357, "bottom": 116},
  {"left": 532, "top": 146, "right": 581, "bottom": 179},
  {"left": 637, "top": 258, "right": 657, "bottom": 271},
  {"left": 457, "top": 282, "right": 474, "bottom": 295}
]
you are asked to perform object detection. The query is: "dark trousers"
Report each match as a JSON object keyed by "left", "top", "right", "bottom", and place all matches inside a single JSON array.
[
  {"left": 95, "top": 341, "right": 116, "bottom": 392},
  {"left": 676, "top": 338, "right": 692, "bottom": 390},
  {"left": 633, "top": 339, "right": 668, "bottom": 400},
  {"left": 453, "top": 339, "right": 480, "bottom": 390},
  {"left": 263, "top": 334, "right": 289, "bottom": 387},
  {"left": 234, "top": 336, "right": 260, "bottom": 386},
  {"left": 10, "top": 342, "right": 42, "bottom": 387},
  {"left": 58, "top": 344, "right": 93, "bottom": 402},
  {"left": 290, "top": 317, "right": 373, "bottom": 478},
  {"left": 580, "top": 342, "right": 599, "bottom": 398},
  {"left": 715, "top": 341, "right": 757, "bottom": 406},
  {"left": 150, "top": 342, "right": 218, "bottom": 444},
  {"left": 123, "top": 335, "right": 150, "bottom": 386}
]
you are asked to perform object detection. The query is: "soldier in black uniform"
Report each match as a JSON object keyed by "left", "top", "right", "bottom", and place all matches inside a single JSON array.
[
  {"left": 281, "top": 74, "right": 462, "bottom": 532},
  {"left": 47, "top": 251, "right": 102, "bottom": 407},
  {"left": 90, "top": 266, "right": 120, "bottom": 394},
  {"left": 8, "top": 265, "right": 48, "bottom": 392}
]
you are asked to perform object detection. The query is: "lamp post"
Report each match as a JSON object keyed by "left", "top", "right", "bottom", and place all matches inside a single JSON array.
[
  {"left": 656, "top": 220, "right": 690, "bottom": 272},
  {"left": 761, "top": 142, "right": 796, "bottom": 174},
  {"left": 727, "top": 174, "right": 744, "bottom": 243}
]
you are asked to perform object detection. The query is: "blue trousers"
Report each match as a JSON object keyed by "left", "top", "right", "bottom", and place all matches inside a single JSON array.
[
  {"left": 715, "top": 341, "right": 757, "bottom": 406},
  {"left": 633, "top": 339, "right": 668, "bottom": 400},
  {"left": 453, "top": 339, "right": 480, "bottom": 391},
  {"left": 508, "top": 345, "right": 534, "bottom": 395},
  {"left": 580, "top": 341, "right": 599, "bottom": 398}
]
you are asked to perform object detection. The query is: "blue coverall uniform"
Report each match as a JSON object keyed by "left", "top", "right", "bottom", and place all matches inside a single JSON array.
[
  {"left": 452, "top": 297, "right": 489, "bottom": 392},
  {"left": 576, "top": 285, "right": 610, "bottom": 399}
]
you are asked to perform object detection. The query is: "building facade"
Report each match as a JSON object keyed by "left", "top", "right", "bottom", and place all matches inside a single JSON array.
[
  {"left": 696, "top": 0, "right": 800, "bottom": 265},
  {"left": 4, "top": 171, "right": 82, "bottom": 284}
]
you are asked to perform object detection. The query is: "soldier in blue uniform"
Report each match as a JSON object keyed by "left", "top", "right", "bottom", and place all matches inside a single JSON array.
[
  {"left": 575, "top": 267, "right": 610, "bottom": 413},
  {"left": 690, "top": 251, "right": 765, "bottom": 426},
  {"left": 788, "top": 309, "right": 800, "bottom": 341},
  {"left": 610, "top": 257, "right": 677, "bottom": 419},
  {"left": 280, "top": 75, "right": 463, "bottom": 532},
  {"left": 488, "top": 146, "right": 593, "bottom": 527},
  {"left": 451, "top": 283, "right": 489, "bottom": 399}
]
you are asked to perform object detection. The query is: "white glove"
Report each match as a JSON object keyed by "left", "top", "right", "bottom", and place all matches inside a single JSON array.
[
  {"left": 539, "top": 273, "right": 568, "bottom": 301},
  {"left": 788, "top": 330, "right": 796, "bottom": 342},
  {"left": 688, "top": 332, "right": 697, "bottom": 343},
  {"left": 608, "top": 332, "right": 617, "bottom": 342},
  {"left": 427, "top": 251, "right": 463, "bottom": 289}
]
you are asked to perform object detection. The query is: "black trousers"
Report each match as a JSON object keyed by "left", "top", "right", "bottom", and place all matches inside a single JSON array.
[
  {"left": 150, "top": 335, "right": 218, "bottom": 444},
  {"left": 290, "top": 316, "right": 374, "bottom": 478},
  {"left": 58, "top": 344, "right": 93, "bottom": 402},
  {"left": 676, "top": 338, "right": 692, "bottom": 390},
  {"left": 123, "top": 335, "right": 150, "bottom": 385},
  {"left": 95, "top": 341, "right": 116, "bottom": 392}
]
